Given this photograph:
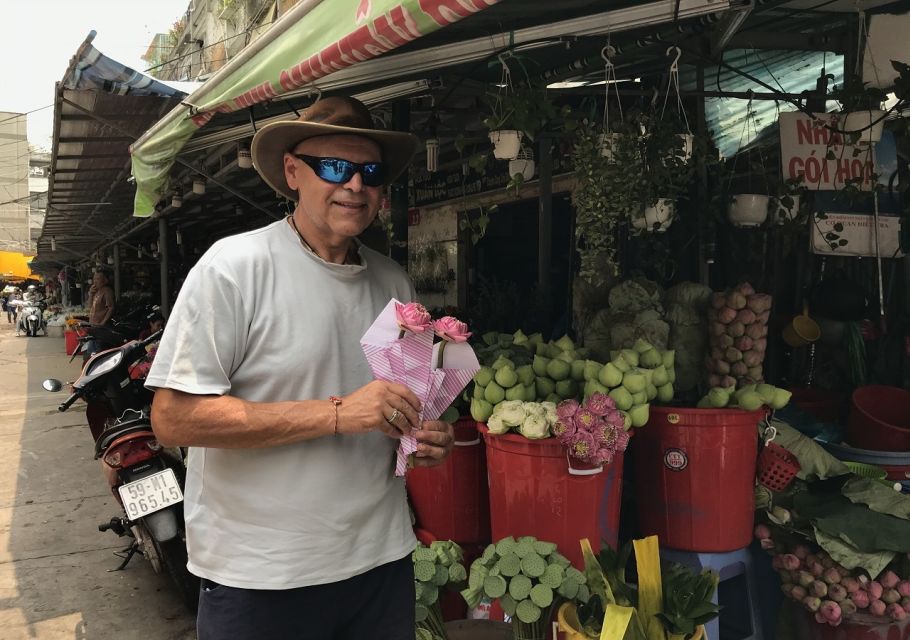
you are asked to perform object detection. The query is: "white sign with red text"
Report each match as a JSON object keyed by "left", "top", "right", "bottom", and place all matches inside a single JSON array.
[
  {"left": 779, "top": 112, "right": 876, "bottom": 191},
  {"left": 811, "top": 213, "right": 904, "bottom": 257}
]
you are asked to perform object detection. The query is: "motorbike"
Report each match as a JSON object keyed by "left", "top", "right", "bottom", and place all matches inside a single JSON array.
[
  {"left": 70, "top": 303, "right": 161, "bottom": 363},
  {"left": 12, "top": 298, "right": 47, "bottom": 336},
  {"left": 43, "top": 331, "right": 199, "bottom": 610}
]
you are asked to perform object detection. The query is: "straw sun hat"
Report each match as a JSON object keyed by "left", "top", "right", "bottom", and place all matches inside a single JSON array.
[{"left": 250, "top": 96, "right": 420, "bottom": 201}]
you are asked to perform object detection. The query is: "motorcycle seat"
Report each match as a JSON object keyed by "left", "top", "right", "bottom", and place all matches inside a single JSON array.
[{"left": 95, "top": 416, "right": 154, "bottom": 459}]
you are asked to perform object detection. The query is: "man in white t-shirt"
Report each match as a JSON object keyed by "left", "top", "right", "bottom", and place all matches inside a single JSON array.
[{"left": 146, "top": 96, "right": 454, "bottom": 640}]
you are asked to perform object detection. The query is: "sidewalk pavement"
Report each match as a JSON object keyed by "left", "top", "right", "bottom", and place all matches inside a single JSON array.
[{"left": 0, "top": 322, "right": 196, "bottom": 639}]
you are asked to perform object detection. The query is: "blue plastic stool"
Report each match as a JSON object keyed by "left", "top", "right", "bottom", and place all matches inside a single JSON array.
[{"left": 660, "top": 547, "right": 764, "bottom": 640}]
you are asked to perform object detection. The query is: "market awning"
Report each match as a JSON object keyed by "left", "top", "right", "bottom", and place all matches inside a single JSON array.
[
  {"left": 129, "top": 0, "right": 505, "bottom": 217},
  {"left": 32, "top": 32, "right": 188, "bottom": 271}
]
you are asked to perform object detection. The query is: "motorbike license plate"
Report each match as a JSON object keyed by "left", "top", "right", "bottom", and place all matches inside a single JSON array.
[{"left": 118, "top": 468, "right": 183, "bottom": 520}]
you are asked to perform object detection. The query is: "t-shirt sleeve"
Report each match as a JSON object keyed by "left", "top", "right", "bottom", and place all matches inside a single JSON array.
[{"left": 145, "top": 261, "right": 246, "bottom": 396}]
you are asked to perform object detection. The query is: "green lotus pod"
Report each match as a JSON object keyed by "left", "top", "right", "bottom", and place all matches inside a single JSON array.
[
  {"left": 520, "top": 552, "right": 547, "bottom": 578},
  {"left": 513, "top": 540, "right": 533, "bottom": 558},
  {"left": 557, "top": 579, "right": 579, "bottom": 600},
  {"left": 770, "top": 388, "right": 792, "bottom": 410},
  {"left": 500, "top": 594, "right": 517, "bottom": 617},
  {"left": 598, "top": 362, "right": 623, "bottom": 388},
  {"left": 619, "top": 411, "right": 632, "bottom": 430},
  {"left": 546, "top": 358, "right": 571, "bottom": 381},
  {"left": 499, "top": 552, "right": 522, "bottom": 577},
  {"left": 496, "top": 537, "right": 517, "bottom": 556},
  {"left": 415, "top": 603, "right": 429, "bottom": 623},
  {"left": 523, "top": 383, "right": 537, "bottom": 402},
  {"left": 611, "top": 356, "right": 630, "bottom": 373},
  {"left": 449, "top": 563, "right": 467, "bottom": 583},
  {"left": 505, "top": 385, "right": 525, "bottom": 401},
  {"left": 474, "top": 366, "right": 494, "bottom": 387},
  {"left": 536, "top": 376, "right": 555, "bottom": 398},
  {"left": 491, "top": 355, "right": 514, "bottom": 371},
  {"left": 532, "top": 355, "right": 551, "bottom": 377},
  {"left": 756, "top": 383, "right": 776, "bottom": 405},
  {"left": 583, "top": 379, "right": 610, "bottom": 400},
  {"left": 619, "top": 349, "right": 640, "bottom": 367},
  {"left": 657, "top": 383, "right": 674, "bottom": 403},
  {"left": 481, "top": 332, "right": 499, "bottom": 346},
  {"left": 545, "top": 393, "right": 561, "bottom": 404},
  {"left": 516, "top": 599, "right": 542, "bottom": 624},
  {"left": 621, "top": 371, "right": 647, "bottom": 394},
  {"left": 548, "top": 552, "right": 571, "bottom": 568},
  {"left": 441, "top": 406, "right": 460, "bottom": 424},
  {"left": 508, "top": 574, "right": 533, "bottom": 600},
  {"left": 513, "top": 329, "right": 529, "bottom": 346},
  {"left": 556, "top": 379, "right": 578, "bottom": 400},
  {"left": 631, "top": 391, "right": 648, "bottom": 405},
  {"left": 641, "top": 368, "right": 654, "bottom": 386},
  {"left": 629, "top": 404, "right": 650, "bottom": 428},
  {"left": 583, "top": 360, "right": 603, "bottom": 382},
  {"left": 651, "top": 365, "right": 669, "bottom": 387},
  {"left": 639, "top": 348, "right": 662, "bottom": 369},
  {"left": 483, "top": 382, "right": 505, "bottom": 405},
  {"left": 662, "top": 350, "right": 676, "bottom": 369},
  {"left": 470, "top": 398, "right": 494, "bottom": 422},
  {"left": 707, "top": 387, "right": 731, "bottom": 408},
  {"left": 696, "top": 397, "right": 712, "bottom": 408},
  {"left": 738, "top": 390, "right": 764, "bottom": 412},
  {"left": 484, "top": 574, "right": 508, "bottom": 598},
  {"left": 415, "top": 560, "right": 436, "bottom": 582},
  {"left": 494, "top": 366, "right": 519, "bottom": 389},
  {"left": 540, "top": 564, "right": 564, "bottom": 589},
  {"left": 516, "top": 364, "right": 535, "bottom": 386},
  {"left": 570, "top": 360, "right": 586, "bottom": 381},
  {"left": 433, "top": 564, "right": 449, "bottom": 586},
  {"left": 633, "top": 338, "right": 655, "bottom": 354},
  {"left": 609, "top": 387, "right": 634, "bottom": 411},
  {"left": 530, "top": 584, "right": 554, "bottom": 608},
  {"left": 646, "top": 384, "right": 658, "bottom": 401},
  {"left": 554, "top": 334, "right": 575, "bottom": 351}
]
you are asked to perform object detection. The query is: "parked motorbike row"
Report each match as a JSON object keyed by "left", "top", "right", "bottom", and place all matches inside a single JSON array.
[{"left": 43, "top": 312, "right": 199, "bottom": 611}]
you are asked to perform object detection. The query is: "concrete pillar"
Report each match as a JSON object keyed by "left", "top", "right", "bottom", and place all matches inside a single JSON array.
[{"left": 158, "top": 218, "right": 170, "bottom": 317}]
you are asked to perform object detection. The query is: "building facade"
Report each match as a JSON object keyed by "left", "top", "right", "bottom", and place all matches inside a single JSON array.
[
  {"left": 28, "top": 151, "right": 50, "bottom": 253},
  {"left": 0, "top": 112, "right": 30, "bottom": 253}
]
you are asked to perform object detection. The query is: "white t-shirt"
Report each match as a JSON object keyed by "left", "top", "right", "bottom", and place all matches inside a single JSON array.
[{"left": 146, "top": 218, "right": 417, "bottom": 589}]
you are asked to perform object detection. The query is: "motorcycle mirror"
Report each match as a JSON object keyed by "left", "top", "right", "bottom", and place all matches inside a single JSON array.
[{"left": 42, "top": 379, "right": 63, "bottom": 393}]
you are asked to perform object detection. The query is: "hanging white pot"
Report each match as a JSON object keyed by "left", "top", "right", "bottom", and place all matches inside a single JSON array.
[
  {"left": 508, "top": 146, "right": 535, "bottom": 182},
  {"left": 677, "top": 133, "right": 694, "bottom": 162},
  {"left": 489, "top": 130, "right": 522, "bottom": 160},
  {"left": 598, "top": 132, "right": 623, "bottom": 160},
  {"left": 632, "top": 199, "right": 675, "bottom": 233},
  {"left": 773, "top": 195, "right": 801, "bottom": 225},
  {"left": 728, "top": 194, "right": 770, "bottom": 228},
  {"left": 841, "top": 110, "right": 885, "bottom": 144}
]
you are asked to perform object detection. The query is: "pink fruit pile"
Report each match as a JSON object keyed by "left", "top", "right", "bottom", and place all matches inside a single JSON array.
[
  {"left": 755, "top": 525, "right": 910, "bottom": 626},
  {"left": 705, "top": 282, "right": 771, "bottom": 388}
]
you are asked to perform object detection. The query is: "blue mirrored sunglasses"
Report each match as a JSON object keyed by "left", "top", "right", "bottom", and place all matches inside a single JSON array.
[{"left": 292, "top": 154, "right": 385, "bottom": 187}]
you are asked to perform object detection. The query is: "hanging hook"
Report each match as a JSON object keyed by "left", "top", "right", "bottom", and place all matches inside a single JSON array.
[
  {"left": 666, "top": 46, "right": 682, "bottom": 72},
  {"left": 601, "top": 45, "right": 616, "bottom": 67}
]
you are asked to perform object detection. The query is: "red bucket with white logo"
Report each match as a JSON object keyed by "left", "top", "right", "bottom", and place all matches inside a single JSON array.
[{"left": 632, "top": 407, "right": 763, "bottom": 552}]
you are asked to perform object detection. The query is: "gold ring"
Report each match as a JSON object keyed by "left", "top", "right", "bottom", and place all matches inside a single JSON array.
[{"left": 386, "top": 409, "right": 401, "bottom": 425}]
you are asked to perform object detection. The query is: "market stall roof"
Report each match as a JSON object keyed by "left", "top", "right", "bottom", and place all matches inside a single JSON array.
[
  {"left": 0, "top": 251, "right": 37, "bottom": 281},
  {"left": 31, "top": 32, "right": 188, "bottom": 271}
]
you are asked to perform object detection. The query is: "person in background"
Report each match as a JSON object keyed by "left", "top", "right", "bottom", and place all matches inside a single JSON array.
[
  {"left": 6, "top": 288, "right": 21, "bottom": 324},
  {"left": 138, "top": 312, "right": 164, "bottom": 341},
  {"left": 146, "top": 96, "right": 453, "bottom": 640},
  {"left": 84, "top": 270, "right": 115, "bottom": 357}
]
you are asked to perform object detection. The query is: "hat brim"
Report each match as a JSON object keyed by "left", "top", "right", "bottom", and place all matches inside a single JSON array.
[{"left": 251, "top": 120, "right": 420, "bottom": 201}]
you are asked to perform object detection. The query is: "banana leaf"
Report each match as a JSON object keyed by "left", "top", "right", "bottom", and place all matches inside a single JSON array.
[
  {"left": 841, "top": 477, "right": 910, "bottom": 520},
  {"left": 794, "top": 490, "right": 910, "bottom": 554},
  {"left": 813, "top": 528, "right": 895, "bottom": 578}
]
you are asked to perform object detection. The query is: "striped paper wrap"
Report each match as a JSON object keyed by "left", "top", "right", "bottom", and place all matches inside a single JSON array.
[{"left": 360, "top": 299, "right": 479, "bottom": 476}]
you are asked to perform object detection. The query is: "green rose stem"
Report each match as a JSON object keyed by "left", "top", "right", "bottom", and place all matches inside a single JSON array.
[{"left": 436, "top": 339, "right": 449, "bottom": 369}]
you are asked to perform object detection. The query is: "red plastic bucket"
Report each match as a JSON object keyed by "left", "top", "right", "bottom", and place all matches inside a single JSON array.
[
  {"left": 800, "top": 610, "right": 910, "bottom": 639},
  {"left": 479, "top": 424, "right": 625, "bottom": 569},
  {"left": 846, "top": 385, "right": 910, "bottom": 452},
  {"left": 633, "top": 406, "right": 763, "bottom": 552},
  {"left": 64, "top": 330, "right": 78, "bottom": 356},
  {"left": 408, "top": 417, "right": 491, "bottom": 546},
  {"left": 789, "top": 387, "right": 848, "bottom": 424}
]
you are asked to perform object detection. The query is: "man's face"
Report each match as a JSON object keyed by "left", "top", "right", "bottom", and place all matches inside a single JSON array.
[
  {"left": 93, "top": 272, "right": 106, "bottom": 288},
  {"left": 282, "top": 135, "right": 383, "bottom": 241}
]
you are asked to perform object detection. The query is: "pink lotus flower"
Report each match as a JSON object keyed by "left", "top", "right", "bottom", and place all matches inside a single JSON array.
[
  {"left": 586, "top": 392, "right": 616, "bottom": 416},
  {"left": 573, "top": 408, "right": 598, "bottom": 433},
  {"left": 556, "top": 399, "right": 580, "bottom": 420},
  {"left": 395, "top": 301, "right": 432, "bottom": 333},
  {"left": 593, "top": 446, "right": 614, "bottom": 465},
  {"left": 570, "top": 431, "right": 597, "bottom": 461},
  {"left": 551, "top": 419, "right": 572, "bottom": 439},
  {"left": 597, "top": 424, "right": 619, "bottom": 449},
  {"left": 433, "top": 316, "right": 472, "bottom": 343},
  {"left": 604, "top": 410, "right": 625, "bottom": 429},
  {"left": 614, "top": 429, "right": 631, "bottom": 452}
]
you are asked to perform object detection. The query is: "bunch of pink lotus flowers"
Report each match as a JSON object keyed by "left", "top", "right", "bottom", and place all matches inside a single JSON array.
[
  {"left": 553, "top": 393, "right": 631, "bottom": 466},
  {"left": 756, "top": 524, "right": 910, "bottom": 626}
]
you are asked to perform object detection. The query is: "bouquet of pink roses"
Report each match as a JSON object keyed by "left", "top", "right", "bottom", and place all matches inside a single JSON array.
[
  {"left": 552, "top": 393, "right": 631, "bottom": 466},
  {"left": 361, "top": 300, "right": 480, "bottom": 476}
]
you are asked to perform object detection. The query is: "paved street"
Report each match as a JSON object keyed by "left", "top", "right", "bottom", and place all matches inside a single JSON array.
[{"left": 0, "top": 322, "right": 196, "bottom": 639}]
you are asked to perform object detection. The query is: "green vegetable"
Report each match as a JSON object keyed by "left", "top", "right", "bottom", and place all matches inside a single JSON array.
[
  {"left": 509, "top": 574, "right": 533, "bottom": 600},
  {"left": 520, "top": 552, "right": 547, "bottom": 578},
  {"left": 499, "top": 553, "right": 522, "bottom": 577},
  {"left": 414, "top": 560, "right": 436, "bottom": 582},
  {"left": 516, "top": 599, "right": 542, "bottom": 623},
  {"left": 530, "top": 584, "right": 554, "bottom": 608},
  {"left": 484, "top": 574, "right": 508, "bottom": 598}
]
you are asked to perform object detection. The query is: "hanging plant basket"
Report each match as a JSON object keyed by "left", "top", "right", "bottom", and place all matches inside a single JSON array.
[
  {"left": 489, "top": 130, "right": 522, "bottom": 160},
  {"left": 676, "top": 133, "right": 694, "bottom": 162},
  {"left": 728, "top": 194, "right": 770, "bottom": 228},
  {"left": 840, "top": 109, "right": 885, "bottom": 144},
  {"left": 632, "top": 198, "right": 675, "bottom": 233},
  {"left": 508, "top": 146, "right": 535, "bottom": 181},
  {"left": 598, "top": 132, "right": 623, "bottom": 160}
]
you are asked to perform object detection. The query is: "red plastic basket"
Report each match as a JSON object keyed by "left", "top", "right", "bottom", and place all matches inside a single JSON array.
[{"left": 758, "top": 442, "right": 801, "bottom": 491}]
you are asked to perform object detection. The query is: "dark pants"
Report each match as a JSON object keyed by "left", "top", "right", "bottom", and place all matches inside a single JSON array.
[{"left": 197, "top": 556, "right": 415, "bottom": 640}]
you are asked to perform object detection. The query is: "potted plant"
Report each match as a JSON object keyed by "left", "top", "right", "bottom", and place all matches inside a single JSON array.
[
  {"left": 484, "top": 85, "right": 569, "bottom": 160},
  {"left": 832, "top": 75, "right": 889, "bottom": 144},
  {"left": 726, "top": 152, "right": 773, "bottom": 228},
  {"left": 770, "top": 174, "right": 807, "bottom": 226}
]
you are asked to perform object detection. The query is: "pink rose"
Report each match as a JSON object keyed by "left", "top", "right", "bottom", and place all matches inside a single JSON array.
[
  {"left": 556, "top": 399, "right": 580, "bottom": 420},
  {"left": 586, "top": 392, "right": 616, "bottom": 416},
  {"left": 395, "top": 301, "right": 432, "bottom": 333},
  {"left": 433, "top": 316, "right": 472, "bottom": 342}
]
